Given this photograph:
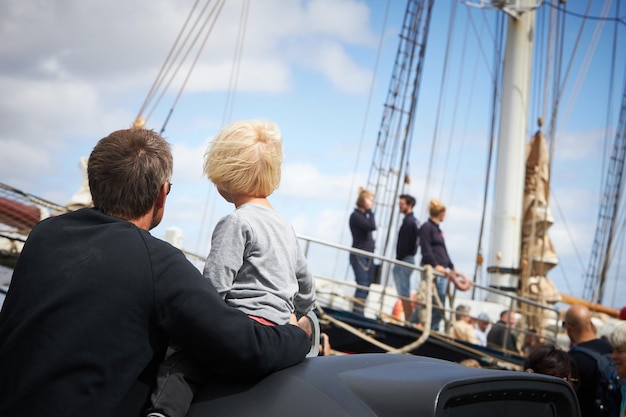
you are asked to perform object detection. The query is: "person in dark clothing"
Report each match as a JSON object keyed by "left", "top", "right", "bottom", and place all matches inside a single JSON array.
[
  {"left": 565, "top": 304, "right": 617, "bottom": 417},
  {"left": 349, "top": 187, "right": 376, "bottom": 316},
  {"left": 417, "top": 199, "right": 472, "bottom": 330},
  {"left": 392, "top": 194, "right": 420, "bottom": 321},
  {"left": 0, "top": 129, "right": 311, "bottom": 417},
  {"left": 487, "top": 310, "right": 522, "bottom": 354}
]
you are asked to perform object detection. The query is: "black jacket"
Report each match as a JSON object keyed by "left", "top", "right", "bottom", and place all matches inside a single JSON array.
[
  {"left": 419, "top": 218, "right": 453, "bottom": 269},
  {"left": 349, "top": 209, "right": 376, "bottom": 252},
  {"left": 396, "top": 212, "right": 420, "bottom": 260}
]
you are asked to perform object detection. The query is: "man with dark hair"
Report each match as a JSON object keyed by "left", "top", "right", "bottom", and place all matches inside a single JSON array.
[
  {"left": 392, "top": 194, "right": 420, "bottom": 321},
  {"left": 0, "top": 129, "right": 311, "bottom": 416}
]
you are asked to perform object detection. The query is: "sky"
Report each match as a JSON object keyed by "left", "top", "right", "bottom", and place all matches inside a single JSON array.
[{"left": 1, "top": 0, "right": 625, "bottom": 309}]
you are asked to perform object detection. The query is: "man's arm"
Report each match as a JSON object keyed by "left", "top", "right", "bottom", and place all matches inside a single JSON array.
[{"left": 153, "top": 245, "right": 310, "bottom": 380}]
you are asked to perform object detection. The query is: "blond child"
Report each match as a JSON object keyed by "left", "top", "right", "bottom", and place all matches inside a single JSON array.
[
  {"left": 148, "top": 120, "right": 315, "bottom": 417},
  {"left": 202, "top": 119, "right": 315, "bottom": 325}
]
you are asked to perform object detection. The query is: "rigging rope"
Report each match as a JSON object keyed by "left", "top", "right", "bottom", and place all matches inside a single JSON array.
[
  {"left": 440, "top": 12, "right": 470, "bottom": 203},
  {"left": 195, "top": 0, "right": 249, "bottom": 255},
  {"left": 472, "top": 11, "right": 504, "bottom": 287},
  {"left": 336, "top": 0, "right": 391, "bottom": 280},
  {"left": 221, "top": 0, "right": 250, "bottom": 127},
  {"left": 132, "top": 0, "right": 227, "bottom": 132},
  {"left": 158, "top": 0, "right": 227, "bottom": 134},
  {"left": 134, "top": 0, "right": 202, "bottom": 127},
  {"left": 556, "top": 0, "right": 612, "bottom": 138},
  {"left": 545, "top": 1, "right": 626, "bottom": 26},
  {"left": 446, "top": 9, "right": 484, "bottom": 206},
  {"left": 421, "top": 0, "right": 457, "bottom": 210}
]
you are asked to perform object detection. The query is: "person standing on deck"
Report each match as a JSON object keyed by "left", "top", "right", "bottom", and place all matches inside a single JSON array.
[
  {"left": 349, "top": 188, "right": 376, "bottom": 317},
  {"left": 418, "top": 199, "right": 472, "bottom": 330},
  {"left": 392, "top": 194, "right": 420, "bottom": 321}
]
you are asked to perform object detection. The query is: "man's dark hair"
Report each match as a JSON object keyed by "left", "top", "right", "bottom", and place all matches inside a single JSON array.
[
  {"left": 88, "top": 129, "right": 173, "bottom": 220},
  {"left": 399, "top": 194, "right": 416, "bottom": 208}
]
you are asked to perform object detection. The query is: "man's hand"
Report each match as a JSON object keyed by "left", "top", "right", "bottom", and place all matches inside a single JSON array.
[
  {"left": 296, "top": 315, "right": 312, "bottom": 338},
  {"left": 450, "top": 271, "right": 473, "bottom": 291}
]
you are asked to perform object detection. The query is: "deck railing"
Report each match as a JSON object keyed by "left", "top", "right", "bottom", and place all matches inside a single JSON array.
[{"left": 297, "top": 233, "right": 562, "bottom": 354}]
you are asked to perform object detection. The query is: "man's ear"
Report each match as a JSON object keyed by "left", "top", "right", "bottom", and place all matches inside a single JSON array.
[{"left": 155, "top": 183, "right": 168, "bottom": 209}]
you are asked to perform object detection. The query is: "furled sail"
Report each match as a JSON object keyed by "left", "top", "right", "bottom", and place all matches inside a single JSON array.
[{"left": 520, "top": 129, "right": 560, "bottom": 334}]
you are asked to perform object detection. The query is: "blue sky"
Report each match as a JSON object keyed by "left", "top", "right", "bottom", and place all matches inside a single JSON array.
[{"left": 1, "top": 0, "right": 625, "bottom": 309}]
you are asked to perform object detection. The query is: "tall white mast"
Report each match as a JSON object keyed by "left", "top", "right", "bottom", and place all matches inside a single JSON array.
[{"left": 487, "top": 0, "right": 536, "bottom": 305}]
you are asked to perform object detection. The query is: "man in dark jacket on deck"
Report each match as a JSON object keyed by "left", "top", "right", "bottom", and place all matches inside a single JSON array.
[
  {"left": 0, "top": 128, "right": 311, "bottom": 417},
  {"left": 392, "top": 194, "right": 420, "bottom": 321}
]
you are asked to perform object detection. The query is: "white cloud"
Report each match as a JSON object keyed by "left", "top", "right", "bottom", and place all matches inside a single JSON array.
[{"left": 280, "top": 162, "right": 364, "bottom": 202}]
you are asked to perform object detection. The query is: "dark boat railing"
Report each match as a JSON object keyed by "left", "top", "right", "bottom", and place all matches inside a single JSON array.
[{"left": 297, "top": 233, "right": 562, "bottom": 356}]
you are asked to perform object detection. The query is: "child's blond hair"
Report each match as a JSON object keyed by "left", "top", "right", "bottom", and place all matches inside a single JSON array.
[{"left": 204, "top": 119, "right": 283, "bottom": 197}]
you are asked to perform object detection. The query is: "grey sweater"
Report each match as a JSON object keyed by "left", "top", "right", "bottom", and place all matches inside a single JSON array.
[{"left": 203, "top": 203, "right": 315, "bottom": 325}]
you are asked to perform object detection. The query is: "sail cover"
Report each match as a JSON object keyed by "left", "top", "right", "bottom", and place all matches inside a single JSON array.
[{"left": 520, "top": 130, "right": 561, "bottom": 332}]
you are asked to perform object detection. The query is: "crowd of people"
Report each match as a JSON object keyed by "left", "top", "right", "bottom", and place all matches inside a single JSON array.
[
  {"left": 347, "top": 190, "right": 624, "bottom": 417},
  {"left": 454, "top": 304, "right": 626, "bottom": 417},
  {"left": 349, "top": 192, "right": 473, "bottom": 327}
]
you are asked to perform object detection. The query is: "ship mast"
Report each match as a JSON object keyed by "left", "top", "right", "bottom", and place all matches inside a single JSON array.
[{"left": 486, "top": 0, "right": 537, "bottom": 305}]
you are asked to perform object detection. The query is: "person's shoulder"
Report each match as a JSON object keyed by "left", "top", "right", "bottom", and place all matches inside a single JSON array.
[
  {"left": 581, "top": 337, "right": 613, "bottom": 354},
  {"left": 568, "top": 338, "right": 612, "bottom": 366}
]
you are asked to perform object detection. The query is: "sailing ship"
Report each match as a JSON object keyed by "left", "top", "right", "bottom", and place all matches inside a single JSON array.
[
  {"left": 1, "top": 0, "right": 625, "bottom": 368},
  {"left": 294, "top": 0, "right": 624, "bottom": 365}
]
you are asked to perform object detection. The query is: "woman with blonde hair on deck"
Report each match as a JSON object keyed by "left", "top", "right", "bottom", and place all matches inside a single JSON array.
[
  {"left": 348, "top": 187, "right": 377, "bottom": 316},
  {"left": 416, "top": 198, "right": 472, "bottom": 330}
]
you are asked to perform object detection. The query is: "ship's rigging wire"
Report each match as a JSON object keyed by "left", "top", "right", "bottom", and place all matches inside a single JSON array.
[
  {"left": 421, "top": 0, "right": 458, "bottom": 211},
  {"left": 195, "top": 0, "right": 249, "bottom": 255},
  {"left": 535, "top": 0, "right": 556, "bottom": 121},
  {"left": 156, "top": 0, "right": 227, "bottom": 135},
  {"left": 134, "top": 0, "right": 202, "bottom": 126},
  {"left": 545, "top": 1, "right": 625, "bottom": 26},
  {"left": 602, "top": 0, "right": 621, "bottom": 187},
  {"left": 599, "top": 0, "right": 622, "bottom": 302},
  {"left": 425, "top": 3, "right": 499, "bottom": 212},
  {"left": 440, "top": 9, "right": 471, "bottom": 204},
  {"left": 132, "top": 0, "right": 226, "bottom": 132},
  {"left": 221, "top": 0, "right": 249, "bottom": 127},
  {"left": 445, "top": 8, "right": 486, "bottom": 206},
  {"left": 535, "top": 0, "right": 616, "bottom": 299},
  {"left": 334, "top": 0, "right": 391, "bottom": 280},
  {"left": 471, "top": 10, "right": 504, "bottom": 288},
  {"left": 556, "top": 0, "right": 611, "bottom": 137}
]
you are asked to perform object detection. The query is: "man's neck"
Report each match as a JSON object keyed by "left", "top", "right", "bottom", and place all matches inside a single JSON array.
[{"left": 574, "top": 331, "right": 598, "bottom": 345}]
